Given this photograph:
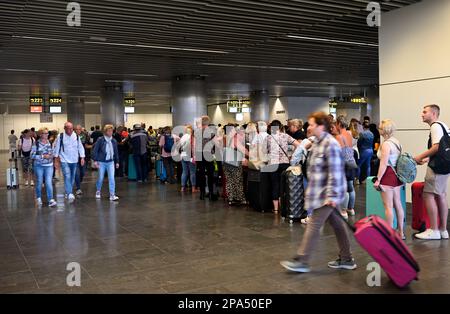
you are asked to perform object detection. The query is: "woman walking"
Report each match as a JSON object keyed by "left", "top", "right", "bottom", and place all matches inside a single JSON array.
[
  {"left": 92, "top": 125, "right": 120, "bottom": 201},
  {"left": 31, "top": 128, "right": 57, "bottom": 207}
]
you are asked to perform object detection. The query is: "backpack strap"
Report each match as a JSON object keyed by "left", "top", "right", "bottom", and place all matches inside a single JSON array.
[{"left": 59, "top": 133, "right": 64, "bottom": 154}]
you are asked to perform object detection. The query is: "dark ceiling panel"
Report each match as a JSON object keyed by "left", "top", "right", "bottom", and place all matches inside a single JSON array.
[{"left": 0, "top": 0, "right": 421, "bottom": 106}]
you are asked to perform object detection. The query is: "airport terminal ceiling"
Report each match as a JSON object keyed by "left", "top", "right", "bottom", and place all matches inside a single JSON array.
[{"left": 0, "top": 0, "right": 421, "bottom": 108}]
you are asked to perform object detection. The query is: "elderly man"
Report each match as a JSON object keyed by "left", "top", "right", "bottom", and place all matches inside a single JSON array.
[{"left": 54, "top": 122, "right": 86, "bottom": 202}]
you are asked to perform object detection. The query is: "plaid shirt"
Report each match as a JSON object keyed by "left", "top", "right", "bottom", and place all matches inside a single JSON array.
[{"left": 305, "top": 132, "right": 346, "bottom": 212}]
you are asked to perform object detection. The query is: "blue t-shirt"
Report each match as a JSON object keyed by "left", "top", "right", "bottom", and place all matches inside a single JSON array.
[{"left": 358, "top": 130, "right": 374, "bottom": 151}]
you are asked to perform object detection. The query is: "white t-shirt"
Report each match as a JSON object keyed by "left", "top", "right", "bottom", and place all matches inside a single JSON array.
[
  {"left": 21, "top": 138, "right": 33, "bottom": 153},
  {"left": 378, "top": 137, "right": 401, "bottom": 166},
  {"left": 430, "top": 121, "right": 450, "bottom": 145}
]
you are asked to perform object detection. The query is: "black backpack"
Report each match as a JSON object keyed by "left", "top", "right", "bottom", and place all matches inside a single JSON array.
[
  {"left": 59, "top": 133, "right": 80, "bottom": 154},
  {"left": 429, "top": 122, "right": 450, "bottom": 175}
]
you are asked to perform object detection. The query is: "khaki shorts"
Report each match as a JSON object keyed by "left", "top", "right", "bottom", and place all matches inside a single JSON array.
[{"left": 424, "top": 167, "right": 450, "bottom": 195}]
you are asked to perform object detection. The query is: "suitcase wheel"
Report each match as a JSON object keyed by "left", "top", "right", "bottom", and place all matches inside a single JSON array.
[
  {"left": 7, "top": 186, "right": 11, "bottom": 190},
  {"left": 289, "top": 219, "right": 294, "bottom": 225}
]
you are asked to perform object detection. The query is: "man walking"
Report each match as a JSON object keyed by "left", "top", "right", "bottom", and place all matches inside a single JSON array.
[
  {"left": 414, "top": 105, "right": 450, "bottom": 240},
  {"left": 281, "top": 112, "right": 356, "bottom": 273},
  {"left": 54, "top": 122, "right": 86, "bottom": 202}
]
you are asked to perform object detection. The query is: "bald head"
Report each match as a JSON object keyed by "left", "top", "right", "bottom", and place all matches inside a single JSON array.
[{"left": 64, "top": 122, "right": 74, "bottom": 136}]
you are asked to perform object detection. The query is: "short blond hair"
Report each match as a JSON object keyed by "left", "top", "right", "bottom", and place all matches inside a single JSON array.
[
  {"left": 38, "top": 127, "right": 49, "bottom": 136},
  {"left": 201, "top": 115, "right": 210, "bottom": 126},
  {"left": 379, "top": 119, "right": 396, "bottom": 137},
  {"left": 289, "top": 119, "right": 303, "bottom": 129},
  {"left": 103, "top": 124, "right": 114, "bottom": 132}
]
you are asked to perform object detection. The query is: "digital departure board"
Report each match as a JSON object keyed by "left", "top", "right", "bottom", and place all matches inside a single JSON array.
[
  {"left": 124, "top": 97, "right": 136, "bottom": 105},
  {"left": 49, "top": 96, "right": 62, "bottom": 104},
  {"left": 30, "top": 96, "right": 44, "bottom": 105},
  {"left": 30, "top": 105, "right": 44, "bottom": 113}
]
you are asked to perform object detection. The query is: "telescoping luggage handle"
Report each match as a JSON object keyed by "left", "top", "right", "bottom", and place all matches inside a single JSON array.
[{"left": 333, "top": 208, "right": 420, "bottom": 273}]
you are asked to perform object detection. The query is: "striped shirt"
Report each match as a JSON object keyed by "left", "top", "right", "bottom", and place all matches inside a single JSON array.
[{"left": 305, "top": 132, "right": 346, "bottom": 212}]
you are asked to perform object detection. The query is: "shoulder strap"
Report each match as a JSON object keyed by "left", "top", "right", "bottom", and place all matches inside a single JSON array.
[
  {"left": 59, "top": 133, "right": 64, "bottom": 153},
  {"left": 386, "top": 139, "right": 402, "bottom": 153},
  {"left": 270, "top": 134, "right": 289, "bottom": 159},
  {"left": 434, "top": 122, "right": 450, "bottom": 139}
]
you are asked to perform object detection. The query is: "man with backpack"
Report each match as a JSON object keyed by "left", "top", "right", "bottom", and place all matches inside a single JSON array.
[
  {"left": 414, "top": 105, "right": 450, "bottom": 240},
  {"left": 130, "top": 124, "right": 150, "bottom": 183},
  {"left": 54, "top": 122, "right": 86, "bottom": 202},
  {"left": 159, "top": 126, "right": 178, "bottom": 184}
]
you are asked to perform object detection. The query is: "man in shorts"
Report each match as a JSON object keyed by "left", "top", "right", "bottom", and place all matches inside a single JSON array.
[{"left": 414, "top": 105, "right": 450, "bottom": 240}]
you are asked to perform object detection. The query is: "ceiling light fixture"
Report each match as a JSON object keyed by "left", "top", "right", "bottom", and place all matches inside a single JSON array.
[
  {"left": 1, "top": 68, "right": 46, "bottom": 73},
  {"left": 276, "top": 80, "right": 360, "bottom": 86},
  {"left": 84, "top": 41, "right": 228, "bottom": 54},
  {"left": 200, "top": 63, "right": 325, "bottom": 72},
  {"left": 287, "top": 35, "right": 379, "bottom": 47},
  {"left": 12, "top": 35, "right": 79, "bottom": 43}
]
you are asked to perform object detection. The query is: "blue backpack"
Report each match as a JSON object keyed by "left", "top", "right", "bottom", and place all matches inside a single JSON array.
[
  {"left": 388, "top": 140, "right": 417, "bottom": 184},
  {"left": 163, "top": 135, "right": 174, "bottom": 154}
]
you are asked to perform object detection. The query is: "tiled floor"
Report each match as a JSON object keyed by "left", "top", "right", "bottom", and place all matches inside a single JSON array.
[{"left": 1, "top": 154, "right": 449, "bottom": 294}]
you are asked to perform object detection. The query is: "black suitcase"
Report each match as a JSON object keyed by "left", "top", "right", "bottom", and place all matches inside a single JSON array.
[
  {"left": 280, "top": 169, "right": 306, "bottom": 224},
  {"left": 247, "top": 169, "right": 273, "bottom": 212}
]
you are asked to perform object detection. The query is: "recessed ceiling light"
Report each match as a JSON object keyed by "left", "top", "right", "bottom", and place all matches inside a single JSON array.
[
  {"left": 1, "top": 68, "right": 46, "bottom": 73},
  {"left": 287, "top": 35, "right": 378, "bottom": 47},
  {"left": 12, "top": 35, "right": 79, "bottom": 43},
  {"left": 89, "top": 36, "right": 107, "bottom": 42},
  {"left": 276, "top": 80, "right": 360, "bottom": 86},
  {"left": 200, "top": 63, "right": 325, "bottom": 72}
]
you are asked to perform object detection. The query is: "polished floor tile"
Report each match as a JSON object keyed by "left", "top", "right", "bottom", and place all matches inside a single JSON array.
[{"left": 1, "top": 153, "right": 449, "bottom": 294}]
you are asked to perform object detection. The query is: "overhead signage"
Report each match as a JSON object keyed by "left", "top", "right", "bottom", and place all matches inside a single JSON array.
[
  {"left": 124, "top": 97, "right": 136, "bottom": 105},
  {"left": 30, "top": 105, "right": 43, "bottom": 113},
  {"left": 124, "top": 106, "right": 135, "bottom": 114},
  {"left": 30, "top": 96, "right": 44, "bottom": 105},
  {"left": 49, "top": 96, "right": 62, "bottom": 104},
  {"left": 227, "top": 98, "right": 251, "bottom": 113},
  {"left": 49, "top": 106, "right": 62, "bottom": 113}
]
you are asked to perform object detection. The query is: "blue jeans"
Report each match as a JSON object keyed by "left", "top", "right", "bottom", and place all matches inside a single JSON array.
[
  {"left": 181, "top": 160, "right": 196, "bottom": 187},
  {"left": 96, "top": 161, "right": 116, "bottom": 196},
  {"left": 358, "top": 148, "right": 373, "bottom": 183},
  {"left": 342, "top": 180, "right": 356, "bottom": 210},
  {"left": 34, "top": 165, "right": 54, "bottom": 200},
  {"left": 75, "top": 159, "right": 86, "bottom": 190},
  {"left": 61, "top": 162, "right": 78, "bottom": 196}
]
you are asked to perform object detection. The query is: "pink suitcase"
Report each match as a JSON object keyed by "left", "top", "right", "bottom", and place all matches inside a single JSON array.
[{"left": 353, "top": 216, "right": 420, "bottom": 288}]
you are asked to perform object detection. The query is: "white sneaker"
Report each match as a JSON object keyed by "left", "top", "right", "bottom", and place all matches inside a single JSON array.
[
  {"left": 415, "top": 229, "right": 441, "bottom": 240},
  {"left": 347, "top": 209, "right": 356, "bottom": 217},
  {"left": 340, "top": 211, "right": 349, "bottom": 220},
  {"left": 68, "top": 194, "right": 76, "bottom": 202},
  {"left": 96, "top": 191, "right": 101, "bottom": 199},
  {"left": 25, "top": 180, "right": 29, "bottom": 186},
  {"left": 30, "top": 180, "right": 34, "bottom": 186},
  {"left": 49, "top": 199, "right": 57, "bottom": 207},
  {"left": 109, "top": 195, "right": 119, "bottom": 201},
  {"left": 301, "top": 216, "right": 311, "bottom": 225},
  {"left": 440, "top": 230, "right": 449, "bottom": 240},
  {"left": 76, "top": 189, "right": 83, "bottom": 196},
  {"left": 36, "top": 198, "right": 43, "bottom": 206}
]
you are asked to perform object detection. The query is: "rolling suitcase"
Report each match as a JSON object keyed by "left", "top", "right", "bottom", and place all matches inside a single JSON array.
[
  {"left": 349, "top": 215, "right": 420, "bottom": 288},
  {"left": 128, "top": 155, "right": 137, "bottom": 181},
  {"left": 411, "top": 182, "right": 440, "bottom": 232},
  {"left": 280, "top": 168, "right": 306, "bottom": 224},
  {"left": 366, "top": 176, "right": 406, "bottom": 229},
  {"left": 247, "top": 169, "right": 273, "bottom": 212},
  {"left": 6, "top": 158, "right": 19, "bottom": 190}
]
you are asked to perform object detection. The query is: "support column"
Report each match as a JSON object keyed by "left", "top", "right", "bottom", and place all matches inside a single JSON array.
[
  {"left": 101, "top": 83, "right": 124, "bottom": 127},
  {"left": 67, "top": 97, "right": 85, "bottom": 127},
  {"left": 250, "top": 90, "right": 270, "bottom": 122},
  {"left": 171, "top": 75, "right": 207, "bottom": 127}
]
